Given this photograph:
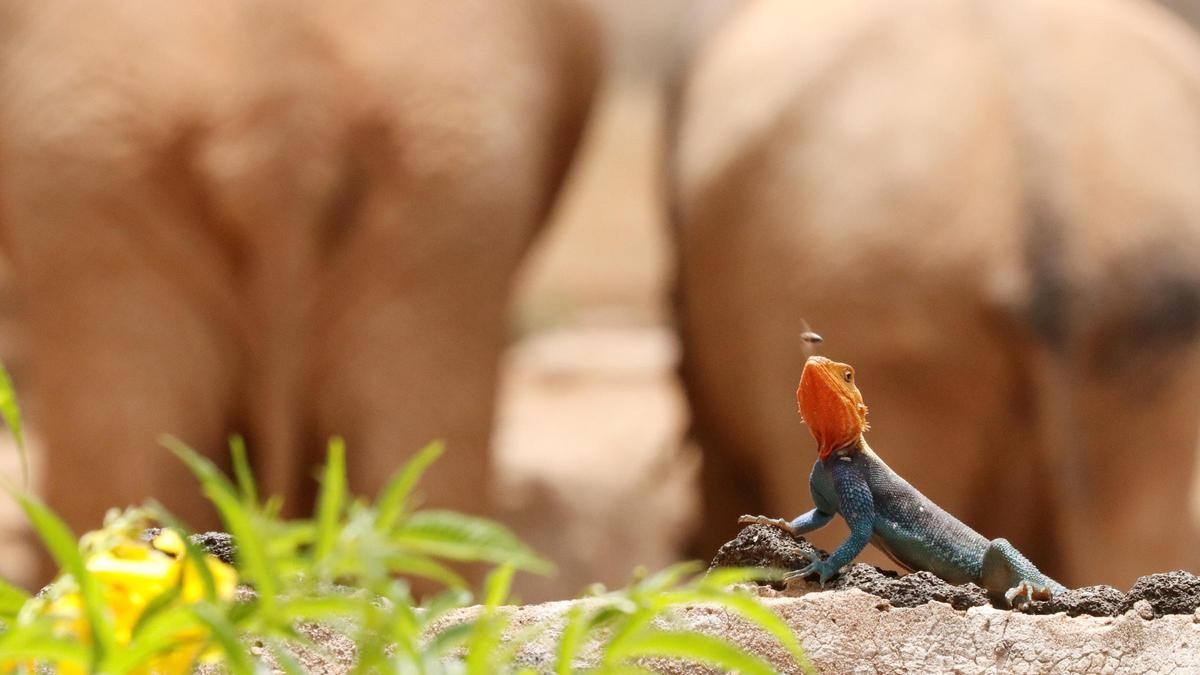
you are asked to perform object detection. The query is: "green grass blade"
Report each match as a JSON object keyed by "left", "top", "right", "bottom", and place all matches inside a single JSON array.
[
  {"left": 425, "top": 620, "right": 476, "bottom": 656},
  {"left": 0, "top": 624, "right": 91, "bottom": 671},
  {"left": 276, "top": 596, "right": 363, "bottom": 623},
  {"left": 483, "top": 563, "right": 515, "bottom": 610},
  {"left": 635, "top": 561, "right": 703, "bottom": 594},
  {"left": 464, "top": 613, "right": 509, "bottom": 675},
  {"left": 464, "top": 564, "right": 515, "bottom": 675},
  {"left": 228, "top": 434, "right": 258, "bottom": 505},
  {"left": 375, "top": 440, "right": 444, "bottom": 531},
  {"left": 419, "top": 587, "right": 474, "bottom": 625},
  {"left": 383, "top": 552, "right": 467, "bottom": 590},
  {"left": 15, "top": 492, "right": 117, "bottom": 661},
  {"left": 109, "top": 605, "right": 205, "bottom": 673},
  {"left": 269, "top": 638, "right": 307, "bottom": 675},
  {"left": 0, "top": 576, "right": 30, "bottom": 620},
  {"left": 598, "top": 606, "right": 656, "bottom": 665},
  {"left": 0, "top": 358, "right": 27, "bottom": 486},
  {"left": 187, "top": 545, "right": 222, "bottom": 604},
  {"left": 190, "top": 603, "right": 254, "bottom": 675},
  {"left": 607, "top": 630, "right": 777, "bottom": 675},
  {"left": 383, "top": 601, "right": 419, "bottom": 658},
  {"left": 165, "top": 436, "right": 278, "bottom": 610},
  {"left": 394, "top": 510, "right": 552, "bottom": 573},
  {"left": 314, "top": 437, "right": 347, "bottom": 565},
  {"left": 555, "top": 605, "right": 592, "bottom": 675},
  {"left": 686, "top": 590, "right": 813, "bottom": 673},
  {"left": 128, "top": 585, "right": 183, "bottom": 641},
  {"left": 139, "top": 509, "right": 223, "bottom": 605},
  {"left": 490, "top": 611, "right": 557, "bottom": 670}
]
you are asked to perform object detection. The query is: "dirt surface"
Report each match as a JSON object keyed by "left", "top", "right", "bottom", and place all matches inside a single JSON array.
[{"left": 712, "top": 523, "right": 1200, "bottom": 619}]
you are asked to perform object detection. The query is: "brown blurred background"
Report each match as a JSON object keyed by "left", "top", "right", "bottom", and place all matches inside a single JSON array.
[{"left": 2, "top": 0, "right": 1200, "bottom": 601}]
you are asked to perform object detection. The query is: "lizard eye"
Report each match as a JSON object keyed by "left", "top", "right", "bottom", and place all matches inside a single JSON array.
[{"left": 843, "top": 369, "right": 853, "bottom": 383}]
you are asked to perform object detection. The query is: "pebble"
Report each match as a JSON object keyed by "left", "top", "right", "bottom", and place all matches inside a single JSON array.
[{"left": 1133, "top": 599, "right": 1155, "bottom": 620}]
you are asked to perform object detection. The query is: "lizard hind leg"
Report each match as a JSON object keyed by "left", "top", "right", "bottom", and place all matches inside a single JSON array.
[{"left": 980, "top": 538, "right": 1064, "bottom": 608}]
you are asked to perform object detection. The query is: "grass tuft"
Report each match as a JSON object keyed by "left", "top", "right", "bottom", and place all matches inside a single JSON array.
[{"left": 0, "top": 396, "right": 809, "bottom": 672}]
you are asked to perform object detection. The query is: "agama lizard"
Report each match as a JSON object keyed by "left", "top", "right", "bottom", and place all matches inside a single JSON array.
[{"left": 740, "top": 355, "right": 1065, "bottom": 607}]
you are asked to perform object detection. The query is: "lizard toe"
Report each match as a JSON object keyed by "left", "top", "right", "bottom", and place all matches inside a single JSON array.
[
  {"left": 737, "top": 515, "right": 796, "bottom": 535},
  {"left": 784, "top": 563, "right": 817, "bottom": 584},
  {"left": 814, "top": 561, "right": 839, "bottom": 585},
  {"left": 785, "top": 559, "right": 838, "bottom": 586},
  {"left": 1004, "top": 581, "right": 1036, "bottom": 609},
  {"left": 1029, "top": 583, "right": 1054, "bottom": 602}
]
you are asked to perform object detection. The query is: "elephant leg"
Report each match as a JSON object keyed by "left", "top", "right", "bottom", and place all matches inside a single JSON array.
[
  {"left": 33, "top": 270, "right": 238, "bottom": 536},
  {"left": 1031, "top": 344, "right": 1200, "bottom": 589},
  {"left": 307, "top": 230, "right": 514, "bottom": 520},
  {"left": 1, "top": 140, "right": 242, "bottom": 549}
]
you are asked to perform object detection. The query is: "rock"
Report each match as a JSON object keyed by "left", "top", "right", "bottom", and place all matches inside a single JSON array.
[
  {"left": 710, "top": 524, "right": 989, "bottom": 610},
  {"left": 1023, "top": 585, "right": 1128, "bottom": 618},
  {"left": 1120, "top": 570, "right": 1200, "bottom": 617},
  {"left": 712, "top": 525, "right": 1169, "bottom": 617},
  {"left": 829, "top": 568, "right": 988, "bottom": 611},
  {"left": 708, "top": 524, "right": 825, "bottom": 587},
  {"left": 425, "top": 588, "right": 1200, "bottom": 674},
  {"left": 1133, "top": 599, "right": 1156, "bottom": 620},
  {"left": 188, "top": 531, "right": 238, "bottom": 565},
  {"left": 143, "top": 528, "right": 238, "bottom": 564}
]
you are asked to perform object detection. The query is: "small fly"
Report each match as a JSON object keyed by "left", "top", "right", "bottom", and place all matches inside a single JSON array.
[{"left": 800, "top": 319, "right": 823, "bottom": 356}]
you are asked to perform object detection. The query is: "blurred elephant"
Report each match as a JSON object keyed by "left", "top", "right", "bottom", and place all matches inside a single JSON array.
[
  {"left": 0, "top": 0, "right": 598, "bottom": 545},
  {"left": 672, "top": 0, "right": 1200, "bottom": 588}
]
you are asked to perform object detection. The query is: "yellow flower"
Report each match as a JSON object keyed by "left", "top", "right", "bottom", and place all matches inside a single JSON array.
[{"left": 23, "top": 522, "right": 238, "bottom": 674}]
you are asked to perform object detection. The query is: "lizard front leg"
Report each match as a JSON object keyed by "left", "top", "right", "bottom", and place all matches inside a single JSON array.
[
  {"left": 738, "top": 508, "right": 833, "bottom": 536},
  {"left": 785, "top": 460, "right": 875, "bottom": 585}
]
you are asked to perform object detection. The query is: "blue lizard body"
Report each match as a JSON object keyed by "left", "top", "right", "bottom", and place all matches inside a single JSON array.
[{"left": 808, "top": 445, "right": 988, "bottom": 584}]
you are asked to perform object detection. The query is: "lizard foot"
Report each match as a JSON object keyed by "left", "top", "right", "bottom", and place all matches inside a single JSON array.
[
  {"left": 1004, "top": 580, "right": 1054, "bottom": 609},
  {"left": 737, "top": 514, "right": 797, "bottom": 536},
  {"left": 783, "top": 551, "right": 839, "bottom": 586}
]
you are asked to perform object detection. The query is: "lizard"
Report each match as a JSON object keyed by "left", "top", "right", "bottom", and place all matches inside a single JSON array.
[{"left": 739, "top": 355, "right": 1066, "bottom": 607}]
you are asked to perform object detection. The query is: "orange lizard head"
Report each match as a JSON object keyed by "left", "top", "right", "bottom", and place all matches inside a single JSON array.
[{"left": 796, "top": 355, "right": 870, "bottom": 460}]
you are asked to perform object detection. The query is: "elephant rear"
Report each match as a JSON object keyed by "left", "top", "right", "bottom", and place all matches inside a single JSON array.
[
  {"left": 671, "top": 0, "right": 1200, "bottom": 588},
  {"left": 0, "top": 0, "right": 599, "bottom": 564}
]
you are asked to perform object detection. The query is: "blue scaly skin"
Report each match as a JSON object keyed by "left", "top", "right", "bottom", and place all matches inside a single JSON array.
[{"left": 740, "top": 355, "right": 1065, "bottom": 607}]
